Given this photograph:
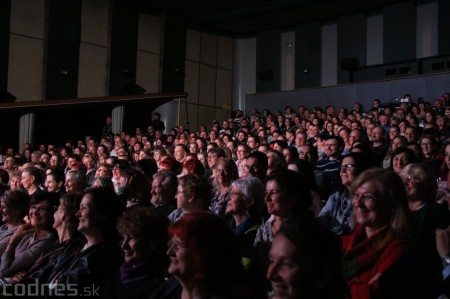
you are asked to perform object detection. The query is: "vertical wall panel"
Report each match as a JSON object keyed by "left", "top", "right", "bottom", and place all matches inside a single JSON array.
[
  {"left": 337, "top": 14, "right": 366, "bottom": 84},
  {"left": 216, "top": 68, "right": 232, "bottom": 108},
  {"left": 295, "top": 23, "right": 321, "bottom": 88},
  {"left": 45, "top": 0, "right": 82, "bottom": 100},
  {"left": 80, "top": 0, "right": 109, "bottom": 47},
  {"left": 438, "top": 0, "right": 450, "bottom": 55},
  {"left": 161, "top": 14, "right": 187, "bottom": 93},
  {"left": 78, "top": 0, "right": 110, "bottom": 98},
  {"left": 0, "top": 0, "right": 11, "bottom": 102},
  {"left": 198, "top": 64, "right": 216, "bottom": 106},
  {"left": 186, "top": 30, "right": 201, "bottom": 62},
  {"left": 109, "top": 0, "right": 139, "bottom": 96},
  {"left": 281, "top": 31, "right": 295, "bottom": 91},
  {"left": 136, "top": 52, "right": 160, "bottom": 94},
  {"left": 200, "top": 33, "right": 218, "bottom": 66},
  {"left": 322, "top": 23, "right": 337, "bottom": 87},
  {"left": 137, "top": 14, "right": 161, "bottom": 54},
  {"left": 10, "top": 0, "right": 46, "bottom": 39},
  {"left": 367, "top": 14, "right": 383, "bottom": 66},
  {"left": 137, "top": 13, "right": 162, "bottom": 94},
  {"left": 417, "top": 2, "right": 438, "bottom": 58},
  {"left": 78, "top": 44, "right": 108, "bottom": 97},
  {"left": 8, "top": 35, "right": 45, "bottom": 101},
  {"left": 384, "top": 2, "right": 416, "bottom": 63},
  {"left": 232, "top": 37, "right": 256, "bottom": 110},
  {"left": 184, "top": 60, "right": 200, "bottom": 104},
  {"left": 256, "top": 30, "right": 281, "bottom": 92},
  {"left": 217, "top": 36, "right": 234, "bottom": 70},
  {"left": 9, "top": 0, "right": 46, "bottom": 101}
]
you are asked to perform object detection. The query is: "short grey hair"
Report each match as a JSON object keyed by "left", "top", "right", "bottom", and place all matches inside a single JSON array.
[
  {"left": 231, "top": 176, "right": 265, "bottom": 214},
  {"left": 66, "top": 169, "right": 87, "bottom": 188}
]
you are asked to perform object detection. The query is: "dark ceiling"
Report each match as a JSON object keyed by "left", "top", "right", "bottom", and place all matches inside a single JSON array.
[{"left": 129, "top": 0, "right": 410, "bottom": 36}]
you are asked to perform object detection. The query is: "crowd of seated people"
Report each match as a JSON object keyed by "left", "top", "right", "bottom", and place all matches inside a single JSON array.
[{"left": 0, "top": 95, "right": 449, "bottom": 297}]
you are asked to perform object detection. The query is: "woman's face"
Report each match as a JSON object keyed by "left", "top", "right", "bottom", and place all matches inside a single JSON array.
[
  {"left": 392, "top": 152, "right": 411, "bottom": 174},
  {"left": 265, "top": 180, "right": 293, "bottom": 217},
  {"left": 10, "top": 176, "right": 22, "bottom": 190},
  {"left": 1, "top": 200, "right": 18, "bottom": 224},
  {"left": 45, "top": 175, "right": 62, "bottom": 192},
  {"left": 266, "top": 152, "right": 278, "bottom": 169},
  {"left": 76, "top": 193, "right": 99, "bottom": 235},
  {"left": 207, "top": 152, "right": 219, "bottom": 169},
  {"left": 237, "top": 146, "right": 248, "bottom": 161},
  {"left": 445, "top": 145, "right": 450, "bottom": 169},
  {"left": 64, "top": 173, "right": 79, "bottom": 193},
  {"left": 225, "top": 186, "right": 248, "bottom": 215},
  {"left": 21, "top": 171, "right": 34, "bottom": 190},
  {"left": 175, "top": 184, "right": 189, "bottom": 210},
  {"left": 167, "top": 235, "right": 192, "bottom": 279},
  {"left": 153, "top": 151, "right": 161, "bottom": 162},
  {"left": 391, "top": 137, "right": 403, "bottom": 151},
  {"left": 49, "top": 155, "right": 59, "bottom": 167},
  {"left": 420, "top": 138, "right": 434, "bottom": 156},
  {"left": 401, "top": 172, "right": 420, "bottom": 200},
  {"left": 29, "top": 199, "right": 52, "bottom": 229},
  {"left": 216, "top": 162, "right": 231, "bottom": 186},
  {"left": 340, "top": 157, "right": 357, "bottom": 187},
  {"left": 282, "top": 149, "right": 292, "bottom": 163},
  {"left": 267, "top": 234, "right": 301, "bottom": 299},
  {"left": 352, "top": 181, "right": 385, "bottom": 229},
  {"left": 112, "top": 165, "right": 122, "bottom": 180},
  {"left": 197, "top": 154, "right": 206, "bottom": 166},
  {"left": 53, "top": 201, "right": 66, "bottom": 230},
  {"left": 326, "top": 122, "right": 333, "bottom": 132},
  {"left": 121, "top": 233, "right": 152, "bottom": 266}
]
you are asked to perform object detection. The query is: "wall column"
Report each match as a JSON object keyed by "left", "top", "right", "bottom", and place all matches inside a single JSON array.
[
  {"left": 19, "top": 113, "right": 35, "bottom": 152},
  {"left": 112, "top": 106, "right": 124, "bottom": 134}
]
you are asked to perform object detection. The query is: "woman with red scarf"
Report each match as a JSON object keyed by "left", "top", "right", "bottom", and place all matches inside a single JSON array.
[{"left": 342, "top": 168, "right": 411, "bottom": 298}]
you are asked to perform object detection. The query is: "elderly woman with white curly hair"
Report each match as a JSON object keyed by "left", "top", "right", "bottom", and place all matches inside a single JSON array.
[{"left": 225, "top": 176, "right": 265, "bottom": 268}]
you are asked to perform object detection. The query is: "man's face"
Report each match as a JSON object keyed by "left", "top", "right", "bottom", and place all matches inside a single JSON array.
[
  {"left": 325, "top": 139, "right": 341, "bottom": 158},
  {"left": 151, "top": 176, "right": 170, "bottom": 206},
  {"left": 404, "top": 128, "right": 415, "bottom": 142},
  {"left": 174, "top": 146, "right": 186, "bottom": 162},
  {"left": 372, "top": 127, "right": 384, "bottom": 142},
  {"left": 245, "top": 157, "right": 263, "bottom": 178},
  {"left": 247, "top": 137, "right": 258, "bottom": 149},
  {"left": 295, "top": 133, "right": 306, "bottom": 147},
  {"left": 349, "top": 130, "right": 361, "bottom": 145}
]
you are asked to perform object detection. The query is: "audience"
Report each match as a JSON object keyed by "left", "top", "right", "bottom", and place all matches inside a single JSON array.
[{"left": 0, "top": 97, "right": 449, "bottom": 297}]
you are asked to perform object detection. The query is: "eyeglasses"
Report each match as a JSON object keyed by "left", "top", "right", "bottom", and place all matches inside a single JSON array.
[
  {"left": 340, "top": 164, "right": 355, "bottom": 171},
  {"left": 265, "top": 190, "right": 281, "bottom": 197},
  {"left": 167, "top": 240, "right": 185, "bottom": 251},
  {"left": 30, "top": 205, "right": 54, "bottom": 212},
  {"left": 216, "top": 168, "right": 229, "bottom": 175},
  {"left": 393, "top": 157, "right": 410, "bottom": 163},
  {"left": 403, "top": 175, "right": 420, "bottom": 184},
  {"left": 352, "top": 193, "right": 376, "bottom": 204},
  {"left": 237, "top": 150, "right": 248, "bottom": 153}
]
